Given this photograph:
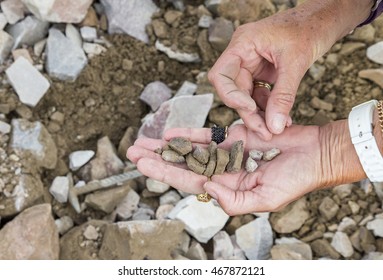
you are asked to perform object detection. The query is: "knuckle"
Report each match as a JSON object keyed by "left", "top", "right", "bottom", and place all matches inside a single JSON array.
[{"left": 274, "top": 91, "right": 295, "bottom": 108}]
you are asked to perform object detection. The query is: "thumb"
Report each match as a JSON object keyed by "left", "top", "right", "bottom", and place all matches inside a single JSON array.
[
  {"left": 203, "top": 181, "right": 261, "bottom": 215},
  {"left": 266, "top": 64, "right": 305, "bottom": 134}
]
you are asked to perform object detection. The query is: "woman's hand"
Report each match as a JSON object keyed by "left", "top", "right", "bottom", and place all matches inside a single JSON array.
[
  {"left": 208, "top": 0, "right": 373, "bottom": 140},
  {"left": 127, "top": 124, "right": 330, "bottom": 215}
]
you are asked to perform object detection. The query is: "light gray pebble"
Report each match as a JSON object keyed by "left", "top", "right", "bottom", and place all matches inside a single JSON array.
[
  {"left": 245, "top": 157, "right": 258, "bottom": 173},
  {"left": 263, "top": 148, "right": 281, "bottom": 161},
  {"left": 249, "top": 149, "right": 263, "bottom": 161}
]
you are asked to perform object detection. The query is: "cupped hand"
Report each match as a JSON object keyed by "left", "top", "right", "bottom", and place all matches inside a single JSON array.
[
  {"left": 127, "top": 124, "right": 326, "bottom": 215},
  {"left": 208, "top": 5, "right": 336, "bottom": 140}
]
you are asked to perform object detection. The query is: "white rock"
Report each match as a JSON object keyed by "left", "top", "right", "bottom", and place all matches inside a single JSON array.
[
  {"left": 10, "top": 119, "right": 57, "bottom": 170},
  {"left": 6, "top": 56, "right": 50, "bottom": 107},
  {"left": 367, "top": 218, "right": 383, "bottom": 237},
  {"left": 249, "top": 149, "right": 263, "bottom": 161},
  {"left": 49, "top": 176, "right": 69, "bottom": 203},
  {"left": 146, "top": 178, "right": 170, "bottom": 193},
  {"left": 0, "top": 30, "right": 14, "bottom": 64},
  {"left": 0, "top": 13, "right": 8, "bottom": 30},
  {"left": 155, "top": 204, "right": 174, "bottom": 220},
  {"left": 337, "top": 217, "right": 356, "bottom": 232},
  {"left": 101, "top": 0, "right": 158, "bottom": 43},
  {"left": 331, "top": 231, "right": 354, "bottom": 258},
  {"left": 83, "top": 225, "right": 99, "bottom": 240},
  {"left": 198, "top": 15, "right": 212, "bottom": 28},
  {"left": 160, "top": 190, "right": 181, "bottom": 205},
  {"left": 275, "top": 237, "right": 302, "bottom": 245},
  {"left": 33, "top": 38, "right": 46, "bottom": 57},
  {"left": 175, "top": 81, "right": 197, "bottom": 97},
  {"left": 236, "top": 217, "right": 273, "bottom": 260},
  {"left": 359, "top": 214, "right": 374, "bottom": 226},
  {"left": 348, "top": 200, "right": 360, "bottom": 214},
  {"left": 333, "top": 183, "right": 353, "bottom": 199},
  {"left": 69, "top": 150, "right": 95, "bottom": 171},
  {"left": 65, "top": 24, "right": 82, "bottom": 48},
  {"left": 80, "top": 26, "right": 97, "bottom": 42},
  {"left": 139, "top": 81, "right": 172, "bottom": 111},
  {"left": 373, "top": 182, "right": 383, "bottom": 204},
  {"left": 186, "top": 240, "right": 207, "bottom": 260},
  {"left": 230, "top": 235, "right": 247, "bottom": 260},
  {"left": 367, "top": 41, "right": 383, "bottom": 64},
  {"left": 6, "top": 16, "right": 49, "bottom": 49},
  {"left": 263, "top": 148, "right": 281, "bottom": 161},
  {"left": 271, "top": 243, "right": 312, "bottom": 260},
  {"left": 0, "top": 120, "right": 11, "bottom": 134},
  {"left": 1, "top": 0, "right": 25, "bottom": 24},
  {"left": 46, "top": 28, "right": 88, "bottom": 81},
  {"left": 55, "top": 216, "right": 74, "bottom": 235},
  {"left": 168, "top": 196, "right": 229, "bottom": 243},
  {"left": 21, "top": 0, "right": 93, "bottom": 23},
  {"left": 115, "top": 189, "right": 140, "bottom": 220},
  {"left": 213, "top": 231, "right": 234, "bottom": 259},
  {"left": 362, "top": 252, "right": 383, "bottom": 260},
  {"left": 155, "top": 40, "right": 200, "bottom": 63},
  {"left": 245, "top": 157, "right": 258, "bottom": 173},
  {"left": 83, "top": 42, "right": 107, "bottom": 56},
  {"left": 253, "top": 212, "right": 270, "bottom": 219}
]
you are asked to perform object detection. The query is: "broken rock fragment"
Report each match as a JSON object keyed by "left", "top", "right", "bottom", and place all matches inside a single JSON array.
[
  {"left": 168, "top": 137, "right": 192, "bottom": 155},
  {"left": 226, "top": 140, "right": 244, "bottom": 173},
  {"left": 186, "top": 154, "right": 206, "bottom": 175},
  {"left": 214, "top": 148, "right": 229, "bottom": 175},
  {"left": 263, "top": 148, "right": 281, "bottom": 161},
  {"left": 161, "top": 150, "right": 185, "bottom": 163},
  {"left": 203, "top": 141, "right": 217, "bottom": 177},
  {"left": 193, "top": 145, "right": 210, "bottom": 164}
]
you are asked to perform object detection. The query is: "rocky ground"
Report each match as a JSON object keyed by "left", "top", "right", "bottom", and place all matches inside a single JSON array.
[{"left": 0, "top": 0, "right": 383, "bottom": 260}]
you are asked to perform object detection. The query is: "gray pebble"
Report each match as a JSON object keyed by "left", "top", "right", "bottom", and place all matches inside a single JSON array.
[
  {"left": 226, "top": 140, "right": 244, "bottom": 173},
  {"left": 186, "top": 154, "right": 206, "bottom": 175},
  {"left": 193, "top": 145, "right": 210, "bottom": 164},
  {"left": 214, "top": 148, "right": 230, "bottom": 175},
  {"left": 162, "top": 150, "right": 185, "bottom": 163},
  {"left": 249, "top": 149, "right": 263, "bottom": 161},
  {"left": 245, "top": 157, "right": 258, "bottom": 173},
  {"left": 168, "top": 137, "right": 192, "bottom": 155},
  {"left": 203, "top": 141, "right": 217, "bottom": 177},
  {"left": 263, "top": 148, "right": 281, "bottom": 161}
]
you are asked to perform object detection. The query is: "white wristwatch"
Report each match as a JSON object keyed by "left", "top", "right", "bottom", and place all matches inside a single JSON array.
[{"left": 348, "top": 100, "right": 383, "bottom": 182}]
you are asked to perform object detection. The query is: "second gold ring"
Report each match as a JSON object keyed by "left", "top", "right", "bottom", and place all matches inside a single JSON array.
[{"left": 254, "top": 80, "right": 272, "bottom": 91}]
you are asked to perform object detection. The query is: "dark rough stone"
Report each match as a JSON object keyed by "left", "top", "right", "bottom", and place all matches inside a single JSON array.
[
  {"left": 193, "top": 145, "right": 209, "bottom": 164},
  {"left": 226, "top": 140, "right": 244, "bottom": 173},
  {"left": 214, "top": 148, "right": 230, "bottom": 175},
  {"left": 186, "top": 154, "right": 206, "bottom": 175},
  {"left": 168, "top": 137, "right": 192, "bottom": 155},
  {"left": 203, "top": 141, "right": 217, "bottom": 177},
  {"left": 311, "top": 239, "right": 341, "bottom": 260}
]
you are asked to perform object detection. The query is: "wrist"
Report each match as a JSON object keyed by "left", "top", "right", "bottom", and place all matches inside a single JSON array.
[{"left": 318, "top": 119, "right": 366, "bottom": 188}]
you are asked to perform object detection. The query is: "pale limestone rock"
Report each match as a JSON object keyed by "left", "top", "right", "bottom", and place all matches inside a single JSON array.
[
  {"left": 0, "top": 174, "right": 44, "bottom": 218},
  {"left": 69, "top": 150, "right": 95, "bottom": 171},
  {"left": 175, "top": 81, "right": 197, "bottom": 97},
  {"left": 55, "top": 216, "right": 74, "bottom": 235},
  {"left": 65, "top": 23, "right": 82, "bottom": 48},
  {"left": 101, "top": 0, "right": 158, "bottom": 43},
  {"left": 249, "top": 149, "right": 263, "bottom": 161},
  {"left": 331, "top": 231, "right": 354, "bottom": 258},
  {"left": 45, "top": 28, "right": 88, "bottom": 81},
  {"left": 10, "top": 119, "right": 57, "bottom": 169},
  {"left": 98, "top": 220, "right": 184, "bottom": 259},
  {"left": 0, "top": 30, "right": 14, "bottom": 63},
  {"left": 80, "top": 26, "right": 97, "bottom": 41},
  {"left": 213, "top": 230, "right": 234, "bottom": 259},
  {"left": 12, "top": 48, "right": 33, "bottom": 63},
  {"left": 6, "top": 57, "right": 50, "bottom": 107},
  {"left": 6, "top": 16, "right": 49, "bottom": 49},
  {"left": 270, "top": 198, "right": 309, "bottom": 233},
  {"left": 367, "top": 41, "right": 383, "bottom": 64},
  {"left": 262, "top": 148, "right": 281, "bottom": 161},
  {"left": 185, "top": 240, "right": 207, "bottom": 260},
  {"left": 359, "top": 69, "right": 383, "bottom": 89},
  {"left": 138, "top": 94, "right": 213, "bottom": 139},
  {"left": 146, "top": 178, "right": 170, "bottom": 194},
  {"left": 0, "top": 120, "right": 11, "bottom": 134},
  {"left": 115, "top": 188, "right": 140, "bottom": 220},
  {"left": 1, "top": 0, "right": 25, "bottom": 24},
  {"left": 236, "top": 217, "right": 273, "bottom": 260},
  {"left": 367, "top": 218, "right": 383, "bottom": 237},
  {"left": 49, "top": 176, "right": 69, "bottom": 203},
  {"left": 21, "top": 0, "right": 93, "bottom": 23},
  {"left": 208, "top": 17, "right": 234, "bottom": 52},
  {"left": 82, "top": 136, "right": 124, "bottom": 181},
  {"left": 0, "top": 13, "right": 8, "bottom": 30},
  {"left": 139, "top": 81, "right": 172, "bottom": 111},
  {"left": 168, "top": 195, "right": 229, "bottom": 243},
  {"left": 245, "top": 157, "right": 258, "bottom": 173},
  {"left": 83, "top": 225, "right": 99, "bottom": 240},
  {"left": 333, "top": 183, "right": 353, "bottom": 199},
  {"left": 271, "top": 242, "right": 312, "bottom": 260},
  {"left": 83, "top": 42, "right": 106, "bottom": 57},
  {"left": 318, "top": 196, "right": 339, "bottom": 221},
  {"left": 0, "top": 204, "right": 59, "bottom": 259},
  {"left": 155, "top": 40, "right": 200, "bottom": 63}
]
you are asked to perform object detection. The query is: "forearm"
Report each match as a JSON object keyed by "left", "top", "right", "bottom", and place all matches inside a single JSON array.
[{"left": 319, "top": 108, "right": 383, "bottom": 188}]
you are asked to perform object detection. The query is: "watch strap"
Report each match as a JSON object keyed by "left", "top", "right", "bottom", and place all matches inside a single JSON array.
[{"left": 348, "top": 100, "right": 383, "bottom": 182}]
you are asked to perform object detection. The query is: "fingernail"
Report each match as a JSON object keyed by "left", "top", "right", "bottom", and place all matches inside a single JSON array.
[{"left": 271, "top": 113, "right": 287, "bottom": 134}]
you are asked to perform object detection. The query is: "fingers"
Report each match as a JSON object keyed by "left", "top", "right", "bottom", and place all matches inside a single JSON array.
[
  {"left": 203, "top": 180, "right": 268, "bottom": 215},
  {"left": 163, "top": 127, "right": 211, "bottom": 143},
  {"left": 237, "top": 108, "right": 272, "bottom": 141},
  {"left": 208, "top": 54, "right": 257, "bottom": 112},
  {"left": 137, "top": 158, "right": 207, "bottom": 194},
  {"left": 265, "top": 61, "right": 305, "bottom": 134}
]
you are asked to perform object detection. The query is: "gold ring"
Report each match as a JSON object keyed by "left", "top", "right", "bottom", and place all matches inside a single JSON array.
[
  {"left": 196, "top": 192, "right": 211, "bottom": 203},
  {"left": 254, "top": 80, "right": 272, "bottom": 91}
]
